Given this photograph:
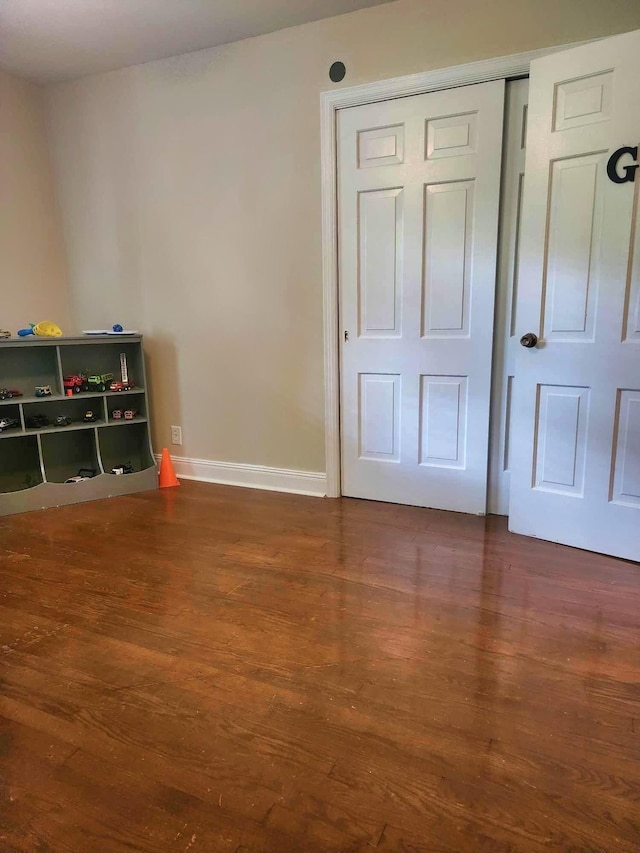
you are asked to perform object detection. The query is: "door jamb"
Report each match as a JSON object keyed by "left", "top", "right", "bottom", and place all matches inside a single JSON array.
[{"left": 321, "top": 41, "right": 589, "bottom": 498}]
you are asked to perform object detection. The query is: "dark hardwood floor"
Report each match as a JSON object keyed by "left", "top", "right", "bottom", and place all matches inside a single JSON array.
[{"left": 1, "top": 481, "right": 639, "bottom": 852}]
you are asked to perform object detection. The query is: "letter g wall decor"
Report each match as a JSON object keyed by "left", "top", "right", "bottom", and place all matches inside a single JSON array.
[{"left": 606, "top": 145, "right": 639, "bottom": 183}]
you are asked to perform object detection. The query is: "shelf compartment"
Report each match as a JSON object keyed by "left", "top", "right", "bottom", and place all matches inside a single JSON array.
[
  {"left": 0, "top": 345, "right": 60, "bottom": 402},
  {"left": 25, "top": 420, "right": 107, "bottom": 437},
  {"left": 0, "top": 435, "right": 43, "bottom": 492},
  {"left": 59, "top": 343, "right": 143, "bottom": 391},
  {"left": 106, "top": 392, "right": 146, "bottom": 422},
  {"left": 24, "top": 397, "right": 106, "bottom": 431},
  {"left": 0, "top": 404, "right": 23, "bottom": 438},
  {"left": 55, "top": 391, "right": 113, "bottom": 402},
  {"left": 41, "top": 429, "right": 101, "bottom": 484},
  {"left": 0, "top": 469, "right": 158, "bottom": 516},
  {"left": 105, "top": 387, "right": 144, "bottom": 396},
  {"left": 4, "top": 393, "right": 65, "bottom": 407},
  {"left": 105, "top": 416, "right": 148, "bottom": 429},
  {"left": 98, "top": 422, "right": 154, "bottom": 475}
]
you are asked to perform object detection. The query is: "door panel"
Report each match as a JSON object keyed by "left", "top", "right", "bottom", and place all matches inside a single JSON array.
[
  {"left": 419, "top": 375, "right": 467, "bottom": 468},
  {"left": 533, "top": 385, "right": 590, "bottom": 496},
  {"left": 611, "top": 389, "right": 640, "bottom": 507},
  {"left": 423, "top": 182, "right": 473, "bottom": 335},
  {"left": 509, "top": 29, "right": 640, "bottom": 561},
  {"left": 553, "top": 70, "right": 613, "bottom": 131},
  {"left": 339, "top": 81, "right": 504, "bottom": 513},
  {"left": 544, "top": 153, "right": 605, "bottom": 340},
  {"left": 359, "top": 373, "right": 400, "bottom": 461},
  {"left": 358, "top": 188, "right": 403, "bottom": 335}
]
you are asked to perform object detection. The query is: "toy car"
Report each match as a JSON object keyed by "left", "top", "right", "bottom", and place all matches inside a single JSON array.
[
  {"left": 110, "top": 462, "right": 134, "bottom": 475},
  {"left": 25, "top": 414, "right": 50, "bottom": 429},
  {"left": 63, "top": 373, "right": 88, "bottom": 393},
  {"left": 111, "top": 409, "right": 123, "bottom": 420},
  {"left": 109, "top": 379, "right": 135, "bottom": 392},
  {"left": 0, "top": 417, "right": 20, "bottom": 432},
  {"left": 35, "top": 385, "right": 52, "bottom": 397},
  {"left": 64, "top": 467, "right": 96, "bottom": 483},
  {"left": 0, "top": 388, "right": 22, "bottom": 400},
  {"left": 87, "top": 373, "right": 114, "bottom": 392},
  {"left": 124, "top": 409, "right": 137, "bottom": 420},
  {"left": 53, "top": 415, "right": 72, "bottom": 427},
  {"left": 83, "top": 410, "right": 97, "bottom": 423}
]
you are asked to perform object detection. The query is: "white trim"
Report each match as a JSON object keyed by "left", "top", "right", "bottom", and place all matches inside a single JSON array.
[
  {"left": 155, "top": 454, "right": 327, "bottom": 497},
  {"left": 321, "top": 41, "right": 591, "bottom": 498}
]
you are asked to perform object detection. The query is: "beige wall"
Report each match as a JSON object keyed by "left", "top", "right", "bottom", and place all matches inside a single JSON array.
[
  {"left": 44, "top": 0, "right": 640, "bottom": 472},
  {"left": 1, "top": 69, "right": 70, "bottom": 334}
]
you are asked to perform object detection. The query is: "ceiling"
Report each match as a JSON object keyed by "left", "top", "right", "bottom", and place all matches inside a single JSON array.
[{"left": 0, "top": 0, "right": 396, "bottom": 83}]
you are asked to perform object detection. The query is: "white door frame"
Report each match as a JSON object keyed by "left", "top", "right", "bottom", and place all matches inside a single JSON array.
[{"left": 321, "top": 42, "right": 590, "bottom": 498}]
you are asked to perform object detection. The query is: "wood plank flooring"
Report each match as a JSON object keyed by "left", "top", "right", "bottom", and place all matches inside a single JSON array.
[{"left": 1, "top": 480, "right": 639, "bottom": 852}]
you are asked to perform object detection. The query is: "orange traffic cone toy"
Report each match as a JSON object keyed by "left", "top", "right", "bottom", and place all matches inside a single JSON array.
[{"left": 159, "top": 448, "right": 180, "bottom": 488}]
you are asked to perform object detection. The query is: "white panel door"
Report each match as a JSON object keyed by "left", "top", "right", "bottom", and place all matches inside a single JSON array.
[
  {"left": 338, "top": 81, "right": 505, "bottom": 513},
  {"left": 510, "top": 29, "right": 640, "bottom": 561}
]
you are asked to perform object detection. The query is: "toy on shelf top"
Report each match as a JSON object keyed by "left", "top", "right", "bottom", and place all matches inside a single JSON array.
[
  {"left": 82, "top": 324, "right": 139, "bottom": 336},
  {"left": 17, "top": 321, "right": 63, "bottom": 338}
]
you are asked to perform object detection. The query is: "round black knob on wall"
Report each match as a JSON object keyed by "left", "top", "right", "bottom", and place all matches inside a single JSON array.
[
  {"left": 520, "top": 332, "right": 539, "bottom": 348},
  {"left": 329, "top": 62, "right": 346, "bottom": 83}
]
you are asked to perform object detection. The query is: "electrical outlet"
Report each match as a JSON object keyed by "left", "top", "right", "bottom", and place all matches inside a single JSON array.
[{"left": 170, "top": 425, "right": 182, "bottom": 446}]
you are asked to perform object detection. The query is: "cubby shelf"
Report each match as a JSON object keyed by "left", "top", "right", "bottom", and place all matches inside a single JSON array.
[
  {"left": 0, "top": 387, "right": 146, "bottom": 407},
  {"left": 0, "top": 394, "right": 65, "bottom": 406},
  {"left": 0, "top": 335, "right": 157, "bottom": 516},
  {"left": 105, "top": 416, "right": 148, "bottom": 428},
  {"left": 24, "top": 420, "right": 108, "bottom": 436}
]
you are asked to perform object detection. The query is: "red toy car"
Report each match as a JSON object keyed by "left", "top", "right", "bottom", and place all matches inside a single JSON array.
[
  {"left": 109, "top": 379, "right": 135, "bottom": 392},
  {"left": 64, "top": 373, "right": 88, "bottom": 393},
  {"left": 0, "top": 388, "right": 23, "bottom": 400}
]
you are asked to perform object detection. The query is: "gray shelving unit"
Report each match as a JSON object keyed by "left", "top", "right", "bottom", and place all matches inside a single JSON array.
[{"left": 0, "top": 335, "right": 158, "bottom": 516}]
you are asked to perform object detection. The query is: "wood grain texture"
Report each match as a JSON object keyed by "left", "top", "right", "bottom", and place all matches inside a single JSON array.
[{"left": 0, "top": 481, "right": 639, "bottom": 852}]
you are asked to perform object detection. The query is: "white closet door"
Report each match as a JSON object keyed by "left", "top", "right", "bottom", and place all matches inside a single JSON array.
[
  {"left": 338, "top": 80, "right": 505, "bottom": 513},
  {"left": 510, "top": 29, "right": 640, "bottom": 561}
]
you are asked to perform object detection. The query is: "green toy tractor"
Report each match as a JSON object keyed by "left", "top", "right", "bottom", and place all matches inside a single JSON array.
[{"left": 87, "top": 372, "right": 114, "bottom": 392}]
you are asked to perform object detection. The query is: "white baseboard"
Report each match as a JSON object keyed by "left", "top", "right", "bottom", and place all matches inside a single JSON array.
[{"left": 155, "top": 453, "right": 327, "bottom": 497}]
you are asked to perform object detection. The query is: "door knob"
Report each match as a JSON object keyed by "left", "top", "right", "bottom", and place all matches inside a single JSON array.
[{"left": 520, "top": 332, "right": 539, "bottom": 348}]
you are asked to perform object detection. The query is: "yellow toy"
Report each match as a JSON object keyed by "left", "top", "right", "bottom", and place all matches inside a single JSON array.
[{"left": 17, "top": 321, "right": 63, "bottom": 338}]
